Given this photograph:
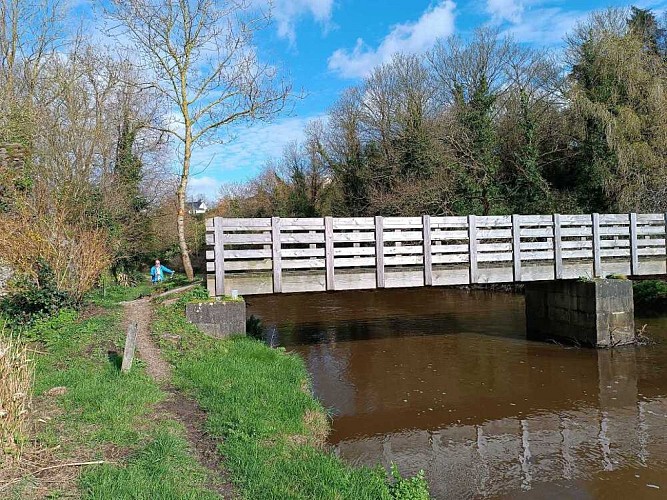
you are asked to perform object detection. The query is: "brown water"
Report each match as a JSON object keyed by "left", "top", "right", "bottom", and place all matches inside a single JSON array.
[{"left": 246, "top": 288, "right": 667, "bottom": 499}]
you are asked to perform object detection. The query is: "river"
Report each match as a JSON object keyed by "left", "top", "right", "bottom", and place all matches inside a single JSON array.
[{"left": 246, "top": 288, "right": 667, "bottom": 499}]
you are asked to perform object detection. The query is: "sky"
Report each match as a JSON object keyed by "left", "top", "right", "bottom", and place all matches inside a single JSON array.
[{"left": 80, "top": 0, "right": 667, "bottom": 200}]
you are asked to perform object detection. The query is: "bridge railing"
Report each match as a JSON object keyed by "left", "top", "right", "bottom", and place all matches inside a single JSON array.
[{"left": 205, "top": 213, "right": 667, "bottom": 296}]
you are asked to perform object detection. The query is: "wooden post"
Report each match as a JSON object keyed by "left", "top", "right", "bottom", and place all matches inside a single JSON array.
[
  {"left": 271, "top": 217, "right": 282, "bottom": 293},
  {"left": 422, "top": 215, "right": 433, "bottom": 286},
  {"left": 214, "top": 217, "right": 225, "bottom": 297},
  {"left": 121, "top": 322, "right": 138, "bottom": 373},
  {"left": 468, "top": 215, "right": 478, "bottom": 284},
  {"left": 592, "top": 213, "right": 602, "bottom": 277},
  {"left": 375, "top": 216, "right": 385, "bottom": 288},
  {"left": 512, "top": 214, "right": 522, "bottom": 282},
  {"left": 629, "top": 213, "right": 639, "bottom": 276},
  {"left": 553, "top": 214, "right": 563, "bottom": 280},
  {"left": 324, "top": 216, "right": 335, "bottom": 291}
]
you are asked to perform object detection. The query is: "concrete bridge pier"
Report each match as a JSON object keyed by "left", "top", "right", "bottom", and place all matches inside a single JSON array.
[{"left": 525, "top": 279, "right": 635, "bottom": 348}]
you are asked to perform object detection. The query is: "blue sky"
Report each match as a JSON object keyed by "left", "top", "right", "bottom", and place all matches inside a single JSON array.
[{"left": 82, "top": 1, "right": 667, "bottom": 199}]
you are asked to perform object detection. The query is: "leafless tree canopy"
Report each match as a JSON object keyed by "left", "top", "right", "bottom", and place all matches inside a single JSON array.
[{"left": 106, "top": 0, "right": 292, "bottom": 279}]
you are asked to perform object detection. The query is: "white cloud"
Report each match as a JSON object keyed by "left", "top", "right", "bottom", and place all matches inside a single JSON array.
[
  {"left": 187, "top": 176, "right": 221, "bottom": 201},
  {"left": 266, "top": 0, "right": 335, "bottom": 44},
  {"left": 328, "top": 1, "right": 457, "bottom": 79},
  {"left": 186, "top": 114, "right": 323, "bottom": 198},
  {"left": 486, "top": 0, "right": 524, "bottom": 24},
  {"left": 502, "top": 6, "right": 584, "bottom": 45}
]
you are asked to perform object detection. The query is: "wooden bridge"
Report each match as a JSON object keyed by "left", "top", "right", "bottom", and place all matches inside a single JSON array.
[{"left": 206, "top": 213, "right": 667, "bottom": 296}]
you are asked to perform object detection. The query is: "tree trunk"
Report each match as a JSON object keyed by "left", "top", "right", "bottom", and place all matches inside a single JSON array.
[{"left": 177, "top": 131, "right": 195, "bottom": 281}]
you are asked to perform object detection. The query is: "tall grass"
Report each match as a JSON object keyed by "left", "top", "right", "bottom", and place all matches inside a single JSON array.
[{"left": 0, "top": 327, "right": 33, "bottom": 459}]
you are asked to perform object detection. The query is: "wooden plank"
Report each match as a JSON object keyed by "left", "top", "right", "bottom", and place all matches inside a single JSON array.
[
  {"left": 384, "top": 245, "right": 423, "bottom": 255},
  {"left": 375, "top": 216, "right": 385, "bottom": 288},
  {"left": 432, "top": 244, "right": 469, "bottom": 254},
  {"left": 223, "top": 249, "right": 273, "bottom": 259},
  {"left": 431, "top": 254, "right": 470, "bottom": 264},
  {"left": 222, "top": 232, "right": 272, "bottom": 244},
  {"left": 431, "top": 229, "right": 470, "bottom": 240},
  {"left": 512, "top": 214, "right": 522, "bottom": 282},
  {"left": 280, "top": 217, "right": 325, "bottom": 227},
  {"left": 281, "top": 248, "right": 324, "bottom": 258},
  {"left": 430, "top": 216, "right": 468, "bottom": 226},
  {"left": 553, "top": 214, "right": 563, "bottom": 280},
  {"left": 423, "top": 215, "right": 433, "bottom": 286},
  {"left": 205, "top": 232, "right": 215, "bottom": 245},
  {"left": 220, "top": 218, "right": 271, "bottom": 228},
  {"left": 476, "top": 215, "right": 512, "bottom": 227},
  {"left": 383, "top": 217, "right": 423, "bottom": 228},
  {"left": 282, "top": 259, "right": 325, "bottom": 270},
  {"left": 477, "top": 229, "right": 512, "bottom": 239},
  {"left": 121, "top": 322, "right": 138, "bottom": 373},
  {"left": 636, "top": 225, "right": 665, "bottom": 236},
  {"left": 271, "top": 217, "right": 282, "bottom": 293},
  {"left": 468, "top": 215, "right": 478, "bottom": 284},
  {"left": 335, "top": 247, "right": 375, "bottom": 257},
  {"left": 205, "top": 218, "right": 214, "bottom": 229},
  {"left": 333, "top": 232, "right": 376, "bottom": 243},
  {"left": 214, "top": 217, "right": 225, "bottom": 296},
  {"left": 383, "top": 230, "right": 424, "bottom": 242},
  {"left": 225, "top": 261, "right": 272, "bottom": 271},
  {"left": 665, "top": 212, "right": 667, "bottom": 271},
  {"left": 637, "top": 213, "right": 665, "bottom": 223},
  {"left": 518, "top": 228, "right": 553, "bottom": 238},
  {"left": 592, "top": 213, "right": 602, "bottom": 277},
  {"left": 278, "top": 233, "right": 324, "bottom": 244},
  {"left": 629, "top": 213, "right": 639, "bottom": 275},
  {"left": 325, "top": 216, "right": 335, "bottom": 291},
  {"left": 385, "top": 255, "right": 423, "bottom": 266},
  {"left": 333, "top": 217, "right": 375, "bottom": 229}
]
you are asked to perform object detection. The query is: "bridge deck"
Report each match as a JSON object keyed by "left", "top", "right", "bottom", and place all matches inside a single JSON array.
[{"left": 205, "top": 213, "right": 667, "bottom": 296}]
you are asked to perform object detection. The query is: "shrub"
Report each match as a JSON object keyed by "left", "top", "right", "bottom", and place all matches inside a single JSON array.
[
  {"left": 0, "top": 328, "right": 34, "bottom": 460},
  {"left": 0, "top": 260, "right": 75, "bottom": 327},
  {"left": 389, "top": 465, "right": 430, "bottom": 500},
  {"left": 0, "top": 203, "right": 112, "bottom": 300},
  {"left": 634, "top": 280, "right": 667, "bottom": 312}
]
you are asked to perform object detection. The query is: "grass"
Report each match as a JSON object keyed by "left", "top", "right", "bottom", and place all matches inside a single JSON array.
[
  {"left": 3, "top": 283, "right": 219, "bottom": 499},
  {"left": 153, "top": 290, "right": 430, "bottom": 500}
]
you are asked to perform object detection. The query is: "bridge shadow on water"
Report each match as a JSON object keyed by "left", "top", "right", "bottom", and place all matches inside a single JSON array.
[{"left": 246, "top": 287, "right": 526, "bottom": 347}]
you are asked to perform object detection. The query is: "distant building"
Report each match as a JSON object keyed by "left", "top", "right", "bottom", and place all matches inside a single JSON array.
[{"left": 186, "top": 200, "right": 208, "bottom": 215}]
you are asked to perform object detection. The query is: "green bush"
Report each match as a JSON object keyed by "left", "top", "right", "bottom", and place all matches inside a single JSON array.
[
  {"left": 0, "top": 259, "right": 75, "bottom": 327},
  {"left": 389, "top": 465, "right": 430, "bottom": 500},
  {"left": 634, "top": 280, "right": 667, "bottom": 311}
]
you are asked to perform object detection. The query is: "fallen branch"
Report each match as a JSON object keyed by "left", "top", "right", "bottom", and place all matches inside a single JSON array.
[{"left": 32, "top": 460, "right": 109, "bottom": 474}]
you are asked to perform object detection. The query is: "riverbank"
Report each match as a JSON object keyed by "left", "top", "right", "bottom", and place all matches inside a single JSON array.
[
  {"left": 1, "top": 284, "right": 429, "bottom": 499},
  {"left": 152, "top": 289, "right": 429, "bottom": 499},
  {"left": 1, "top": 285, "right": 220, "bottom": 498}
]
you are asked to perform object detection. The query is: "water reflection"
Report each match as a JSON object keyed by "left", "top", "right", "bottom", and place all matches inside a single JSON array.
[{"left": 247, "top": 289, "right": 667, "bottom": 499}]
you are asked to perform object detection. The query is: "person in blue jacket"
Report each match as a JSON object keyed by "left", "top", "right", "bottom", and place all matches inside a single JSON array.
[{"left": 151, "top": 259, "right": 175, "bottom": 284}]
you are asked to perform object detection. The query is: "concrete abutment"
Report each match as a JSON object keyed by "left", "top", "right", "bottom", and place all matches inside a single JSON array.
[
  {"left": 185, "top": 299, "right": 246, "bottom": 338},
  {"left": 525, "top": 279, "right": 635, "bottom": 348}
]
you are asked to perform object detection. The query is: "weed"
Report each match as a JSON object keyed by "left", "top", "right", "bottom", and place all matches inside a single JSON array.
[
  {"left": 0, "top": 328, "right": 34, "bottom": 461},
  {"left": 0, "top": 260, "right": 75, "bottom": 327}
]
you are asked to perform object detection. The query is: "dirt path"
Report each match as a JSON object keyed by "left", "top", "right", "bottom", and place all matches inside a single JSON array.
[{"left": 123, "top": 296, "right": 236, "bottom": 498}]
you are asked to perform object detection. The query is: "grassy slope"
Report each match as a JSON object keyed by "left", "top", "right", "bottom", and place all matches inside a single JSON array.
[
  {"left": 10, "top": 284, "right": 218, "bottom": 499},
  {"left": 153, "top": 292, "right": 429, "bottom": 500}
]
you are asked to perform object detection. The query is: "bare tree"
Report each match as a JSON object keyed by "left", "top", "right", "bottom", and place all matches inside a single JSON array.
[{"left": 106, "top": 0, "right": 291, "bottom": 280}]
